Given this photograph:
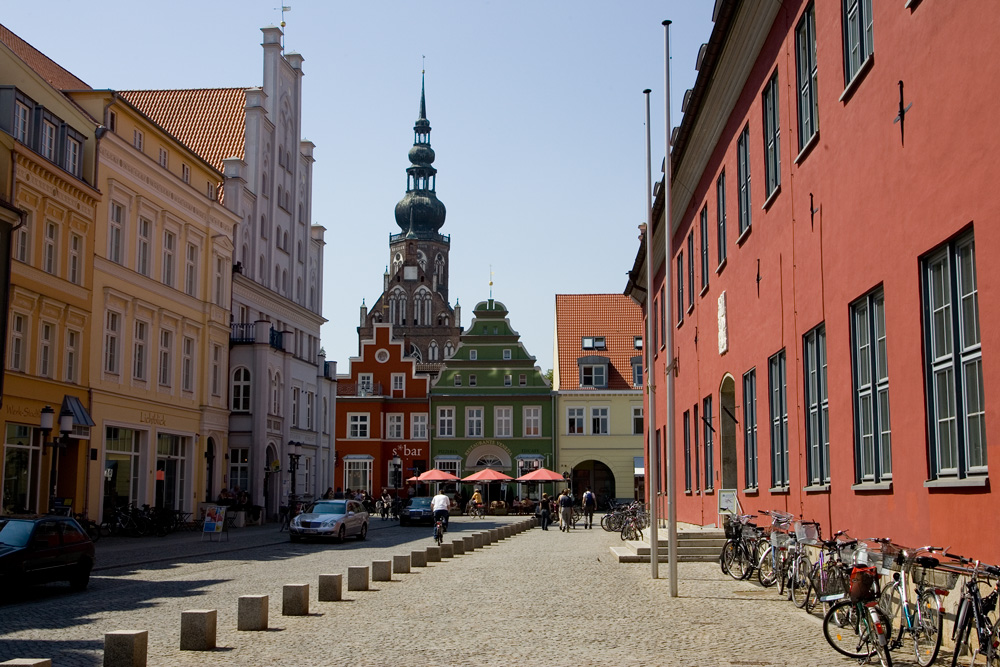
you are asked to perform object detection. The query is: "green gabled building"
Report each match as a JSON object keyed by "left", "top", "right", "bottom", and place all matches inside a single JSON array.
[{"left": 430, "top": 299, "right": 554, "bottom": 503}]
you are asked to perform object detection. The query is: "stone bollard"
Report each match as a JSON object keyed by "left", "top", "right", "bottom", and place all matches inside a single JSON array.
[
  {"left": 489, "top": 528, "right": 500, "bottom": 542},
  {"left": 1, "top": 660, "right": 52, "bottom": 666},
  {"left": 347, "top": 566, "right": 370, "bottom": 591},
  {"left": 318, "top": 574, "right": 342, "bottom": 602},
  {"left": 237, "top": 595, "right": 269, "bottom": 631},
  {"left": 462, "top": 536, "right": 475, "bottom": 552},
  {"left": 426, "top": 545, "right": 442, "bottom": 562},
  {"left": 440, "top": 542, "right": 454, "bottom": 558},
  {"left": 452, "top": 539, "right": 465, "bottom": 555},
  {"left": 505, "top": 525, "right": 513, "bottom": 538},
  {"left": 180, "top": 609, "right": 217, "bottom": 651},
  {"left": 282, "top": 584, "right": 309, "bottom": 616},
  {"left": 411, "top": 549, "right": 428, "bottom": 567},
  {"left": 372, "top": 560, "right": 392, "bottom": 582},
  {"left": 104, "top": 630, "right": 147, "bottom": 667},
  {"left": 473, "top": 532, "right": 485, "bottom": 548},
  {"left": 393, "top": 554, "right": 411, "bottom": 573}
]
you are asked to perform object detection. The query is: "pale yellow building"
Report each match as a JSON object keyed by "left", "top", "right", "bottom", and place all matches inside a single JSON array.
[
  {"left": 68, "top": 89, "right": 238, "bottom": 520},
  {"left": 0, "top": 26, "right": 100, "bottom": 517}
]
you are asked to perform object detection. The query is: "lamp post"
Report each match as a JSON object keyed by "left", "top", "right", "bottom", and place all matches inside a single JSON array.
[
  {"left": 391, "top": 455, "right": 402, "bottom": 496},
  {"left": 39, "top": 405, "right": 74, "bottom": 512},
  {"left": 287, "top": 441, "right": 302, "bottom": 501}
]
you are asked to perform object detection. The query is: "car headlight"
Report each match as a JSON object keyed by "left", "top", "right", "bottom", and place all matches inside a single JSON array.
[
  {"left": 322, "top": 519, "right": 337, "bottom": 527},
  {"left": 291, "top": 516, "right": 302, "bottom": 527}
]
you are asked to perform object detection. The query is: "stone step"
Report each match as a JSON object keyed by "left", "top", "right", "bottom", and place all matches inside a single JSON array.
[
  {"left": 632, "top": 544, "right": 723, "bottom": 557},
  {"left": 609, "top": 546, "right": 721, "bottom": 563}
]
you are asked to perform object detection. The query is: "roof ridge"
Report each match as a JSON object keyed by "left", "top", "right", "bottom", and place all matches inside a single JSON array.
[{"left": 0, "top": 23, "right": 90, "bottom": 90}]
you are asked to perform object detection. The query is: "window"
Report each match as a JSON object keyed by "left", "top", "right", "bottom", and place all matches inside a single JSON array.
[
  {"left": 852, "top": 288, "right": 891, "bottom": 483},
  {"left": 184, "top": 243, "right": 198, "bottom": 296},
  {"left": 796, "top": 4, "right": 819, "bottom": 151},
  {"left": 387, "top": 414, "right": 404, "bottom": 439},
  {"left": 591, "top": 407, "right": 609, "bottom": 435},
  {"left": 453, "top": 374, "right": 462, "bottom": 387},
  {"left": 68, "top": 233, "right": 81, "bottom": 284},
  {"left": 703, "top": 395, "right": 714, "bottom": 490},
  {"left": 504, "top": 374, "right": 512, "bottom": 387},
  {"left": 581, "top": 364, "right": 606, "bottom": 388},
  {"left": 568, "top": 407, "right": 584, "bottom": 435},
  {"left": 348, "top": 414, "right": 370, "bottom": 439},
  {"left": 769, "top": 350, "right": 789, "bottom": 488},
  {"left": 133, "top": 321, "right": 147, "bottom": 381},
  {"left": 392, "top": 374, "right": 405, "bottom": 392},
  {"left": 843, "top": 0, "right": 874, "bottom": 86},
  {"left": 700, "top": 206, "right": 709, "bottom": 291},
  {"left": 136, "top": 218, "right": 151, "bottom": 276},
  {"left": 634, "top": 336, "right": 643, "bottom": 350},
  {"left": 633, "top": 406, "right": 644, "bottom": 435},
  {"left": 503, "top": 349, "right": 512, "bottom": 360},
  {"left": 358, "top": 373, "right": 373, "bottom": 395},
  {"left": 182, "top": 163, "right": 190, "bottom": 183},
  {"left": 162, "top": 230, "right": 175, "bottom": 287},
  {"left": 466, "top": 408, "right": 484, "bottom": 437},
  {"left": 181, "top": 336, "right": 194, "bottom": 392},
  {"left": 241, "top": 346, "right": 275, "bottom": 405},
  {"left": 743, "top": 368, "right": 758, "bottom": 489},
  {"left": 65, "top": 137, "right": 80, "bottom": 176},
  {"left": 104, "top": 311, "right": 120, "bottom": 374},
  {"left": 38, "top": 323, "right": 52, "bottom": 378},
  {"left": 13, "top": 100, "right": 29, "bottom": 143},
  {"left": 158, "top": 329, "right": 173, "bottom": 386},
  {"left": 716, "top": 172, "right": 727, "bottom": 265},
  {"left": 922, "top": 231, "right": 985, "bottom": 479},
  {"left": 676, "top": 251, "right": 684, "bottom": 323},
  {"left": 211, "top": 345, "right": 221, "bottom": 396},
  {"left": 495, "top": 406, "right": 512, "bottom": 437},
  {"left": 159, "top": 148, "right": 168, "bottom": 168},
  {"left": 133, "top": 129, "right": 144, "bottom": 151},
  {"left": 65, "top": 330, "right": 79, "bottom": 383},
  {"left": 763, "top": 73, "right": 781, "bottom": 198},
  {"left": 229, "top": 448, "right": 249, "bottom": 493},
  {"left": 737, "top": 125, "right": 752, "bottom": 235},
  {"left": 803, "top": 325, "right": 829, "bottom": 485},
  {"left": 524, "top": 407, "right": 542, "bottom": 437},
  {"left": 109, "top": 202, "right": 124, "bottom": 264},
  {"left": 41, "top": 120, "right": 56, "bottom": 160},
  {"left": 13, "top": 214, "right": 27, "bottom": 262},
  {"left": 411, "top": 413, "right": 428, "bottom": 440},
  {"left": 107, "top": 109, "right": 116, "bottom": 132},
  {"left": 519, "top": 374, "right": 527, "bottom": 387},
  {"left": 694, "top": 404, "right": 701, "bottom": 491},
  {"left": 305, "top": 392, "right": 313, "bottom": 429},
  {"left": 469, "top": 374, "right": 477, "bottom": 387},
  {"left": 344, "top": 458, "right": 372, "bottom": 495},
  {"left": 582, "top": 337, "right": 606, "bottom": 350},
  {"left": 632, "top": 360, "right": 643, "bottom": 387},
  {"left": 43, "top": 221, "right": 57, "bottom": 274},
  {"left": 437, "top": 407, "right": 455, "bottom": 437},
  {"left": 687, "top": 233, "right": 695, "bottom": 307},
  {"left": 8, "top": 313, "right": 25, "bottom": 371},
  {"left": 469, "top": 349, "right": 477, "bottom": 360},
  {"left": 683, "top": 410, "right": 691, "bottom": 492}
]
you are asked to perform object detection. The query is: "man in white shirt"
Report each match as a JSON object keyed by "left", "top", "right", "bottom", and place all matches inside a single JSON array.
[{"left": 431, "top": 491, "right": 452, "bottom": 531}]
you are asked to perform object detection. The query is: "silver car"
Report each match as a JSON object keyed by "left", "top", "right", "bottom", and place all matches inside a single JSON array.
[{"left": 289, "top": 499, "right": 369, "bottom": 542}]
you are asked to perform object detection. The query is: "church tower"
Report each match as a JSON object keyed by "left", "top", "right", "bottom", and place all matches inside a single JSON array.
[{"left": 359, "top": 73, "right": 462, "bottom": 375}]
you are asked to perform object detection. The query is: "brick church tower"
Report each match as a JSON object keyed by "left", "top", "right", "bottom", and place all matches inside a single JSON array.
[{"left": 358, "top": 73, "right": 462, "bottom": 376}]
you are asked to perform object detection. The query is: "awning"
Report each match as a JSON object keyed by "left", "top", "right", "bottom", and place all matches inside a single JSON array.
[
  {"left": 61, "top": 395, "right": 95, "bottom": 427},
  {"left": 634, "top": 456, "right": 644, "bottom": 477}
]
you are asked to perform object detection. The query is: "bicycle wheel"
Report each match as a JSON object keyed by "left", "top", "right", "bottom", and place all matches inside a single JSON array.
[
  {"left": 824, "top": 600, "right": 890, "bottom": 661},
  {"left": 790, "top": 554, "right": 812, "bottom": 607},
  {"left": 912, "top": 589, "right": 943, "bottom": 667},
  {"left": 878, "top": 582, "right": 905, "bottom": 647},
  {"left": 952, "top": 618, "right": 1000, "bottom": 667},
  {"left": 722, "top": 541, "right": 743, "bottom": 580},
  {"left": 757, "top": 546, "right": 777, "bottom": 587},
  {"left": 804, "top": 565, "right": 822, "bottom": 614},
  {"left": 601, "top": 514, "right": 614, "bottom": 531},
  {"left": 871, "top": 606, "right": 895, "bottom": 667}
]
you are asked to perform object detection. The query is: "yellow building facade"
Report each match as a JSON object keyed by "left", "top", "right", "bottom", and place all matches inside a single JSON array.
[{"left": 68, "top": 91, "right": 237, "bottom": 520}]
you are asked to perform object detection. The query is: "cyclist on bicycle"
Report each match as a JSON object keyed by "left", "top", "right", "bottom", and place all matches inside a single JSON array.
[
  {"left": 468, "top": 488, "right": 483, "bottom": 515},
  {"left": 431, "top": 490, "right": 451, "bottom": 531}
]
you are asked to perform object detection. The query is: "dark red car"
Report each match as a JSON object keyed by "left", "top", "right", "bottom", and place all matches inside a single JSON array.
[{"left": 0, "top": 515, "right": 96, "bottom": 592}]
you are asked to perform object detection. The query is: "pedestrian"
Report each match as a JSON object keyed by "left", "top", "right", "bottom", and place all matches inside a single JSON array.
[
  {"left": 537, "top": 492, "right": 551, "bottom": 530},
  {"left": 558, "top": 489, "right": 574, "bottom": 531},
  {"left": 431, "top": 488, "right": 451, "bottom": 531},
  {"left": 322, "top": 487, "right": 334, "bottom": 500},
  {"left": 581, "top": 486, "right": 597, "bottom": 529}
]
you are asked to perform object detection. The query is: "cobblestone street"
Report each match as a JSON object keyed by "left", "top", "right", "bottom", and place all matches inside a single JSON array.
[{"left": 0, "top": 517, "right": 933, "bottom": 666}]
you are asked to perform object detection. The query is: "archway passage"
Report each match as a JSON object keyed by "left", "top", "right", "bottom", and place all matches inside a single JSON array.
[
  {"left": 570, "top": 460, "right": 616, "bottom": 507},
  {"left": 720, "top": 375, "right": 738, "bottom": 490}
]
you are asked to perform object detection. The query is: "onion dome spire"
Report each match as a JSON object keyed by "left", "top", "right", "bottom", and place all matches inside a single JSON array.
[{"left": 394, "top": 70, "right": 446, "bottom": 236}]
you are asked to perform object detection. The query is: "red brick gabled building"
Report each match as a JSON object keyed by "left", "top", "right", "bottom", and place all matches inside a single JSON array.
[
  {"left": 627, "top": 1, "right": 1000, "bottom": 556},
  {"left": 335, "top": 323, "right": 430, "bottom": 497}
]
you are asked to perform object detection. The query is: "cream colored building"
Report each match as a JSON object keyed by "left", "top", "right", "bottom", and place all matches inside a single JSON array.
[{"left": 68, "top": 89, "right": 237, "bottom": 519}]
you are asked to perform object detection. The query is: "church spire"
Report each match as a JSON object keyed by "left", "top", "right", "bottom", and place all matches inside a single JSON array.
[{"left": 394, "top": 70, "right": 446, "bottom": 236}]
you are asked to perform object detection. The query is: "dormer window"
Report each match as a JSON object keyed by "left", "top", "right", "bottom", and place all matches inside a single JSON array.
[
  {"left": 582, "top": 336, "right": 606, "bottom": 350},
  {"left": 631, "top": 356, "right": 644, "bottom": 387},
  {"left": 578, "top": 356, "right": 609, "bottom": 388}
]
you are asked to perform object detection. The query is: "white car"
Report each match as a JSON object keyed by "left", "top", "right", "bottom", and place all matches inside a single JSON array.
[{"left": 289, "top": 499, "right": 369, "bottom": 542}]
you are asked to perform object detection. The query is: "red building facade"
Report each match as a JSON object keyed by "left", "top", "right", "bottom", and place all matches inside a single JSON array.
[
  {"left": 628, "top": 1, "right": 1000, "bottom": 559},
  {"left": 334, "top": 324, "right": 430, "bottom": 498}
]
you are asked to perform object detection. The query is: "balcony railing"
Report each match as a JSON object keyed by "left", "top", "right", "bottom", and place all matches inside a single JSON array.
[
  {"left": 337, "top": 382, "right": 384, "bottom": 397},
  {"left": 229, "top": 323, "right": 285, "bottom": 352}
]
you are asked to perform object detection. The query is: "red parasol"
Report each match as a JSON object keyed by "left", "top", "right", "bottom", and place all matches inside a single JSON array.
[
  {"left": 514, "top": 467, "right": 566, "bottom": 483},
  {"left": 461, "top": 468, "right": 514, "bottom": 482},
  {"left": 415, "top": 468, "right": 461, "bottom": 482}
]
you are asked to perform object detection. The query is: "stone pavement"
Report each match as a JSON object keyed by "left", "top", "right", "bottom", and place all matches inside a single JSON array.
[{"left": 0, "top": 516, "right": 933, "bottom": 666}]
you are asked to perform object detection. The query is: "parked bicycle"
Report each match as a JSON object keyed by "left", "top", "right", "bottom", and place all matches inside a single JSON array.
[
  {"left": 946, "top": 552, "right": 1000, "bottom": 667},
  {"left": 73, "top": 512, "right": 101, "bottom": 542},
  {"left": 721, "top": 513, "right": 761, "bottom": 581},
  {"left": 876, "top": 543, "right": 950, "bottom": 666}
]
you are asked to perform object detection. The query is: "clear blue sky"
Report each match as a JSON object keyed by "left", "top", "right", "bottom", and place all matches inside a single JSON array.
[{"left": 3, "top": 1, "right": 715, "bottom": 373}]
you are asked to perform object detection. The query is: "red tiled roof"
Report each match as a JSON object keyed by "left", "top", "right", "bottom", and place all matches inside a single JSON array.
[
  {"left": 554, "top": 294, "right": 644, "bottom": 391},
  {"left": 118, "top": 88, "right": 247, "bottom": 171},
  {"left": 0, "top": 23, "right": 90, "bottom": 91}
]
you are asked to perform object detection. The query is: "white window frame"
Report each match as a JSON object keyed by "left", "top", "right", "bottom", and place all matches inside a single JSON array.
[
  {"left": 762, "top": 73, "right": 781, "bottom": 198},
  {"left": 13, "top": 100, "right": 29, "bottom": 143},
  {"left": 158, "top": 329, "right": 173, "bottom": 387},
  {"left": 568, "top": 407, "right": 584, "bottom": 435},
  {"left": 43, "top": 221, "right": 57, "bottom": 275},
  {"left": 41, "top": 120, "right": 56, "bottom": 159},
  {"left": 348, "top": 413, "right": 370, "bottom": 439},
  {"left": 581, "top": 364, "right": 606, "bottom": 388},
  {"left": 523, "top": 406, "right": 541, "bottom": 437},
  {"left": 159, "top": 148, "right": 168, "bottom": 168},
  {"left": 387, "top": 413, "right": 404, "bottom": 439},
  {"left": 38, "top": 322, "right": 53, "bottom": 378},
  {"left": 68, "top": 233, "right": 81, "bottom": 285},
  {"left": 109, "top": 202, "right": 124, "bottom": 264},
  {"left": 162, "top": 230, "right": 176, "bottom": 287},
  {"left": 590, "top": 406, "right": 609, "bottom": 435},
  {"left": 184, "top": 243, "right": 198, "bottom": 296},
  {"left": 437, "top": 407, "right": 455, "bottom": 438},
  {"left": 391, "top": 373, "right": 405, "bottom": 392},
  {"left": 411, "top": 413, "right": 428, "bottom": 440},
  {"left": 466, "top": 407, "right": 484, "bottom": 438},
  {"left": 232, "top": 367, "right": 251, "bottom": 412},
  {"left": 133, "top": 321, "right": 148, "bottom": 381},
  {"left": 503, "top": 349, "right": 511, "bottom": 360},
  {"left": 632, "top": 406, "right": 644, "bottom": 435},
  {"left": 65, "top": 329, "right": 80, "bottom": 383},
  {"left": 852, "top": 288, "right": 891, "bottom": 483},
  {"left": 133, "top": 128, "right": 144, "bottom": 151},
  {"left": 104, "top": 310, "right": 121, "bottom": 375},
  {"left": 494, "top": 406, "right": 512, "bottom": 438},
  {"left": 181, "top": 336, "right": 194, "bottom": 392}
]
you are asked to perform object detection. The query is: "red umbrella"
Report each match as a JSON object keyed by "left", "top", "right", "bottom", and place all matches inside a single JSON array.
[
  {"left": 461, "top": 468, "right": 514, "bottom": 482},
  {"left": 515, "top": 467, "right": 565, "bottom": 483},
  {"left": 416, "top": 468, "right": 461, "bottom": 482}
]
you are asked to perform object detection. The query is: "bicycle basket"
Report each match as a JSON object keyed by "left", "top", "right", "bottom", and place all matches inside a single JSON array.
[
  {"left": 741, "top": 524, "right": 759, "bottom": 539},
  {"left": 794, "top": 521, "right": 820, "bottom": 544},
  {"left": 849, "top": 566, "right": 879, "bottom": 602},
  {"left": 724, "top": 516, "right": 740, "bottom": 539},
  {"left": 770, "top": 530, "right": 792, "bottom": 547},
  {"left": 914, "top": 566, "right": 959, "bottom": 591}
]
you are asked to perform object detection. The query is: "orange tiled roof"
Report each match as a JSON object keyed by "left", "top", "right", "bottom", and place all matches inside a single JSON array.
[
  {"left": 118, "top": 88, "right": 247, "bottom": 171},
  {"left": 0, "top": 23, "right": 90, "bottom": 91},
  {"left": 554, "top": 294, "right": 644, "bottom": 391}
]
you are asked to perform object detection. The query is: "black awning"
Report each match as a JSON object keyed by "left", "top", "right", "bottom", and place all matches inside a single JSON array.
[{"left": 61, "top": 395, "right": 95, "bottom": 427}]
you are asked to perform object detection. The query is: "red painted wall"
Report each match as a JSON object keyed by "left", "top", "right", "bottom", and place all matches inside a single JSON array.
[{"left": 646, "top": 1, "right": 1000, "bottom": 559}]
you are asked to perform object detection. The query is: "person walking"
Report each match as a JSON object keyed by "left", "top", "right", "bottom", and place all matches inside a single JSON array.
[
  {"left": 581, "top": 487, "right": 597, "bottom": 529},
  {"left": 558, "top": 489, "right": 574, "bottom": 532},
  {"left": 537, "top": 492, "right": 551, "bottom": 530}
]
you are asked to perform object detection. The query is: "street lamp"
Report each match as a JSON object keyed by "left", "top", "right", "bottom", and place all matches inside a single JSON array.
[
  {"left": 391, "top": 455, "right": 402, "bottom": 496},
  {"left": 287, "top": 441, "right": 302, "bottom": 501},
  {"left": 39, "top": 405, "right": 74, "bottom": 512}
]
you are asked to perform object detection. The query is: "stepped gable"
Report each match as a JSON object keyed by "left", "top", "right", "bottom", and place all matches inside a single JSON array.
[{"left": 118, "top": 88, "right": 247, "bottom": 171}]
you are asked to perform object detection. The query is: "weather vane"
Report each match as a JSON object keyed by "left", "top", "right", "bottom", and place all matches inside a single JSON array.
[
  {"left": 489, "top": 265, "right": 494, "bottom": 299},
  {"left": 277, "top": 5, "right": 291, "bottom": 48}
]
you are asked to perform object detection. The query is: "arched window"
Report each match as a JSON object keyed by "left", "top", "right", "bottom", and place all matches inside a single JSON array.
[
  {"left": 444, "top": 341, "right": 455, "bottom": 359},
  {"left": 232, "top": 367, "right": 251, "bottom": 411},
  {"left": 429, "top": 340, "right": 439, "bottom": 361},
  {"left": 271, "top": 372, "right": 282, "bottom": 415}
]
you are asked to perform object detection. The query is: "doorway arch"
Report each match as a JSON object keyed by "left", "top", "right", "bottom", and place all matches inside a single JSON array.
[
  {"left": 720, "top": 374, "right": 738, "bottom": 489},
  {"left": 570, "top": 460, "right": 616, "bottom": 507}
]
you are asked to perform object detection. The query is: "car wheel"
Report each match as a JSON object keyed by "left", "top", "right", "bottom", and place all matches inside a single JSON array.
[
  {"left": 69, "top": 563, "right": 91, "bottom": 591},
  {"left": 337, "top": 525, "right": 346, "bottom": 542},
  {"left": 357, "top": 523, "right": 368, "bottom": 541}
]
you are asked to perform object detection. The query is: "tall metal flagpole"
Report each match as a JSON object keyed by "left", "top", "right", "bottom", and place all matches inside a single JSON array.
[
  {"left": 643, "top": 89, "right": 659, "bottom": 580},
  {"left": 663, "top": 18, "right": 678, "bottom": 598}
]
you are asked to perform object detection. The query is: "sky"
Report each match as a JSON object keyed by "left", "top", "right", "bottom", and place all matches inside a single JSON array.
[{"left": 2, "top": 1, "right": 716, "bottom": 373}]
